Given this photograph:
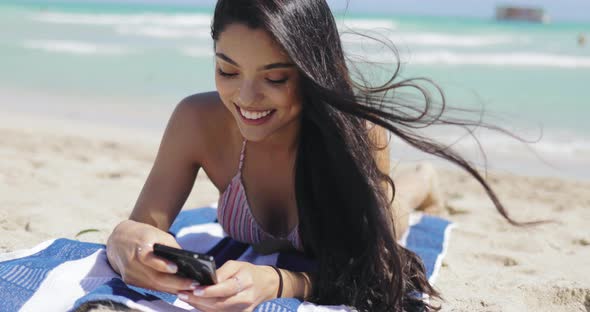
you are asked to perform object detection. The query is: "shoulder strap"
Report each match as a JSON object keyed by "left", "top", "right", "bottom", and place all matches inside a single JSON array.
[{"left": 238, "top": 139, "right": 247, "bottom": 172}]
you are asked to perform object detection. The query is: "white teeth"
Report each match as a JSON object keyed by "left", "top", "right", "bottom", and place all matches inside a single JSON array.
[{"left": 239, "top": 107, "right": 273, "bottom": 120}]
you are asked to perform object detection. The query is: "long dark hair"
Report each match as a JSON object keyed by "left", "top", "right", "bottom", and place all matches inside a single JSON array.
[{"left": 212, "top": 1, "right": 523, "bottom": 311}]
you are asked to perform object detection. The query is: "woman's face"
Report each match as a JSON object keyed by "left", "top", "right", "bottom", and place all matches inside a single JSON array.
[{"left": 214, "top": 23, "right": 303, "bottom": 143}]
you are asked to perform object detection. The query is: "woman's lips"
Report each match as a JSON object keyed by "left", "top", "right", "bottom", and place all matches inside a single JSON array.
[{"left": 235, "top": 104, "right": 276, "bottom": 126}]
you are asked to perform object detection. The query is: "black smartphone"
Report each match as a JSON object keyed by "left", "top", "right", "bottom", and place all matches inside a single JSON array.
[{"left": 153, "top": 243, "right": 218, "bottom": 285}]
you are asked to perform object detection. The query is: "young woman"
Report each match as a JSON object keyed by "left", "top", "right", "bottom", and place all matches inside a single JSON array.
[{"left": 106, "top": 1, "right": 515, "bottom": 311}]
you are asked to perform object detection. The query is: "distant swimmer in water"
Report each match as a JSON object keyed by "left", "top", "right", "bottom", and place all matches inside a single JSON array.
[{"left": 578, "top": 33, "right": 586, "bottom": 47}]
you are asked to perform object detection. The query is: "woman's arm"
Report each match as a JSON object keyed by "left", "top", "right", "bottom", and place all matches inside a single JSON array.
[
  {"left": 368, "top": 123, "right": 391, "bottom": 180},
  {"left": 106, "top": 93, "right": 218, "bottom": 284},
  {"left": 277, "top": 269, "right": 313, "bottom": 300},
  {"left": 367, "top": 122, "right": 392, "bottom": 200},
  {"left": 367, "top": 124, "right": 409, "bottom": 237},
  {"left": 130, "top": 93, "right": 218, "bottom": 229}
]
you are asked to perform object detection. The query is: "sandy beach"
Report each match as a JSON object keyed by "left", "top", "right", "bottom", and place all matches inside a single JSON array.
[{"left": 1, "top": 110, "right": 589, "bottom": 312}]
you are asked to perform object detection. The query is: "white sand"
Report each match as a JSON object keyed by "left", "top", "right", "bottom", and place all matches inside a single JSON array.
[{"left": 1, "top": 111, "right": 589, "bottom": 311}]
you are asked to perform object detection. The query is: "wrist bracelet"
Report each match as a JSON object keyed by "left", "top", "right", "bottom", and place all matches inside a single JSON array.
[{"left": 269, "top": 265, "right": 283, "bottom": 298}]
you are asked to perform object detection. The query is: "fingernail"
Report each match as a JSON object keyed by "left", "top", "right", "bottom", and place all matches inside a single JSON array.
[
  {"left": 167, "top": 263, "right": 178, "bottom": 273},
  {"left": 178, "top": 293, "right": 189, "bottom": 301},
  {"left": 190, "top": 282, "right": 200, "bottom": 290},
  {"left": 193, "top": 288, "right": 204, "bottom": 296}
]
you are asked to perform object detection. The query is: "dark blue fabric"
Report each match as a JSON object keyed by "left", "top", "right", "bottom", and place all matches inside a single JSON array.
[
  {"left": 74, "top": 278, "right": 177, "bottom": 307},
  {"left": 206, "top": 237, "right": 251, "bottom": 268},
  {"left": 276, "top": 250, "right": 318, "bottom": 273}
]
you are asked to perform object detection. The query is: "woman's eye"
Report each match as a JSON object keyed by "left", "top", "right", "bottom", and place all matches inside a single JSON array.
[
  {"left": 217, "top": 68, "right": 287, "bottom": 84},
  {"left": 217, "top": 69, "right": 237, "bottom": 77},
  {"left": 266, "top": 77, "right": 288, "bottom": 84}
]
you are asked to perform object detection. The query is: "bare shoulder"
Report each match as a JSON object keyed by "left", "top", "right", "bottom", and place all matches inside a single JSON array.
[
  {"left": 180, "top": 91, "right": 223, "bottom": 110},
  {"left": 165, "top": 92, "right": 235, "bottom": 165},
  {"left": 177, "top": 91, "right": 227, "bottom": 122}
]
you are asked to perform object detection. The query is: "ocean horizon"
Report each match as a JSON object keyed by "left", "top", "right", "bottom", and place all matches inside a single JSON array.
[{"left": 1, "top": 1, "right": 589, "bottom": 180}]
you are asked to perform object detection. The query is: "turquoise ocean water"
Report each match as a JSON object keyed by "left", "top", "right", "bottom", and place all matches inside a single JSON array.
[{"left": 1, "top": 1, "right": 589, "bottom": 179}]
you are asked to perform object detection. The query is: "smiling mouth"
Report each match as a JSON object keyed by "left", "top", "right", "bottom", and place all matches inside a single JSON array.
[{"left": 235, "top": 104, "right": 276, "bottom": 121}]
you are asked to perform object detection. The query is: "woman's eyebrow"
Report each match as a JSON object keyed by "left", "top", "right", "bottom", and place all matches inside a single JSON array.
[{"left": 215, "top": 52, "right": 294, "bottom": 71}]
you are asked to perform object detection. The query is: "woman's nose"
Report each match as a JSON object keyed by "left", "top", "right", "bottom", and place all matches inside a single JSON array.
[{"left": 237, "top": 81, "right": 259, "bottom": 106}]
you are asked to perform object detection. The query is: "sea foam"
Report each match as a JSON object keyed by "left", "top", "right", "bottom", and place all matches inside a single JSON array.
[
  {"left": 337, "top": 18, "right": 398, "bottom": 30},
  {"left": 115, "top": 25, "right": 211, "bottom": 39},
  {"left": 30, "top": 12, "right": 212, "bottom": 27},
  {"left": 23, "top": 40, "right": 132, "bottom": 55},
  {"left": 181, "top": 46, "right": 214, "bottom": 58},
  {"left": 407, "top": 51, "right": 590, "bottom": 68}
]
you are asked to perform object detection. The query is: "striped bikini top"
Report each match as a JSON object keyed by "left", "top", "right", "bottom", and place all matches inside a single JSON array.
[{"left": 217, "top": 140, "right": 304, "bottom": 252}]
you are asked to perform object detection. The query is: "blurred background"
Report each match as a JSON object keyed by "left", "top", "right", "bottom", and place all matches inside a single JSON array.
[{"left": 1, "top": 0, "right": 589, "bottom": 180}]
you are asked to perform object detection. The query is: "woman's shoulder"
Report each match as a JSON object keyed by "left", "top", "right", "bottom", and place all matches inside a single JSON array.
[
  {"left": 166, "top": 92, "right": 237, "bottom": 162},
  {"left": 177, "top": 91, "right": 228, "bottom": 120},
  {"left": 175, "top": 91, "right": 234, "bottom": 134}
]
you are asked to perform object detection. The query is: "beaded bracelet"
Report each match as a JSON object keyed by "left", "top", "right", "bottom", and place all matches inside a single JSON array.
[{"left": 268, "top": 265, "right": 283, "bottom": 298}]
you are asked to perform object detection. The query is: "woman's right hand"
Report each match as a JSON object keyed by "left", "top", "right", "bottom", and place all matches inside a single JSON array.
[{"left": 106, "top": 219, "right": 199, "bottom": 294}]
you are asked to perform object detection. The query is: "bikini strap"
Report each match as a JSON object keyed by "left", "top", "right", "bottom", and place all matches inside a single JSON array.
[{"left": 238, "top": 139, "right": 247, "bottom": 172}]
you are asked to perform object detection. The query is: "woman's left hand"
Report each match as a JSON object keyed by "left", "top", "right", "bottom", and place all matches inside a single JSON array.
[{"left": 177, "top": 260, "right": 279, "bottom": 312}]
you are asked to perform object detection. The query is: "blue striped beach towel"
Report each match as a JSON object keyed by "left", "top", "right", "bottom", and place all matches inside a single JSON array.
[{"left": 0, "top": 206, "right": 453, "bottom": 312}]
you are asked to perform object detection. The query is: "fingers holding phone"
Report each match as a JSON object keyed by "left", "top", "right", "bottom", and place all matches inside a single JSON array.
[
  {"left": 106, "top": 220, "right": 199, "bottom": 294},
  {"left": 134, "top": 243, "right": 202, "bottom": 292},
  {"left": 152, "top": 244, "right": 218, "bottom": 285},
  {"left": 136, "top": 243, "right": 178, "bottom": 274},
  {"left": 176, "top": 261, "right": 280, "bottom": 312}
]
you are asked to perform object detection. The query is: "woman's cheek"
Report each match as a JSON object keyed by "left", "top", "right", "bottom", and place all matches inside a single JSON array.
[
  {"left": 215, "top": 77, "right": 238, "bottom": 99},
  {"left": 264, "top": 85, "right": 292, "bottom": 105}
]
